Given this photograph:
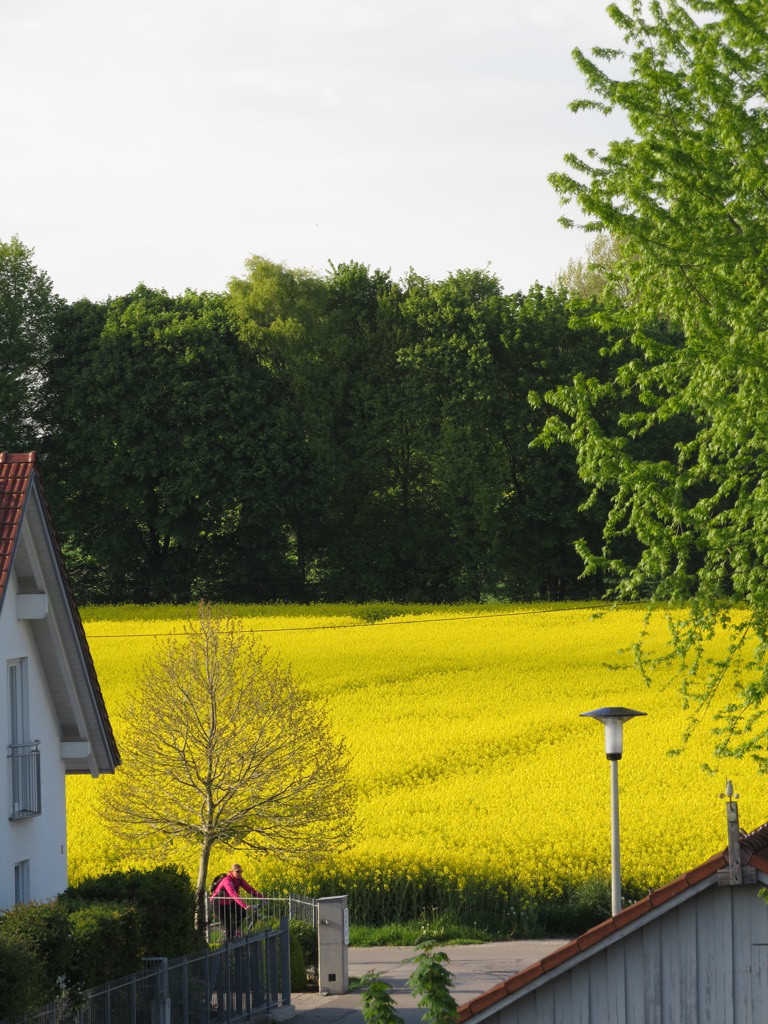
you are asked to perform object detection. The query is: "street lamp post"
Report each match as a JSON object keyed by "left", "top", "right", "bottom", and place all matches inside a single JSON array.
[{"left": 580, "top": 706, "right": 646, "bottom": 916}]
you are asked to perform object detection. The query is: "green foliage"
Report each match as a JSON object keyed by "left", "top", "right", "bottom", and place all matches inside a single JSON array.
[
  {"left": 400, "top": 274, "right": 609, "bottom": 600},
  {"left": 43, "top": 285, "right": 297, "bottom": 603},
  {"left": 349, "top": 918, "right": 490, "bottom": 947},
  {"left": 0, "top": 235, "right": 60, "bottom": 450},
  {"left": 0, "top": 933, "right": 31, "bottom": 1021},
  {"left": 406, "top": 941, "right": 458, "bottom": 1024},
  {"left": 288, "top": 926, "right": 309, "bottom": 992},
  {"left": 289, "top": 918, "right": 318, "bottom": 973},
  {"left": 547, "top": 0, "right": 768, "bottom": 757},
  {"left": 0, "top": 872, "right": 192, "bottom": 1020},
  {"left": 63, "top": 864, "right": 198, "bottom": 957},
  {"left": 67, "top": 902, "right": 143, "bottom": 990},
  {"left": 260, "top": 917, "right": 316, "bottom": 990},
  {"left": 0, "top": 900, "right": 71, "bottom": 1008},
  {"left": 358, "top": 942, "right": 460, "bottom": 1024},
  {"left": 287, "top": 861, "right": 619, "bottom": 939},
  {"left": 227, "top": 257, "right": 610, "bottom": 603},
  {"left": 359, "top": 974, "right": 405, "bottom": 1024},
  {"left": 13, "top": 242, "right": 620, "bottom": 605}
]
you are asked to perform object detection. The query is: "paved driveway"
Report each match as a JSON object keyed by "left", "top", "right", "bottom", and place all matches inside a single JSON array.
[{"left": 291, "top": 940, "right": 569, "bottom": 1024}]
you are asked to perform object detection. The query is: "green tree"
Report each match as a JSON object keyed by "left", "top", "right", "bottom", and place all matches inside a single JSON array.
[
  {"left": 43, "top": 286, "right": 295, "bottom": 601},
  {"left": 98, "top": 604, "right": 354, "bottom": 935},
  {"left": 311, "top": 263, "right": 444, "bottom": 600},
  {"left": 0, "top": 236, "right": 60, "bottom": 450},
  {"left": 228, "top": 255, "right": 610, "bottom": 601},
  {"left": 555, "top": 233, "right": 629, "bottom": 302},
  {"left": 547, "top": 0, "right": 768, "bottom": 757},
  {"left": 229, "top": 257, "right": 440, "bottom": 601},
  {"left": 402, "top": 274, "right": 608, "bottom": 599},
  {"left": 228, "top": 256, "right": 330, "bottom": 596}
]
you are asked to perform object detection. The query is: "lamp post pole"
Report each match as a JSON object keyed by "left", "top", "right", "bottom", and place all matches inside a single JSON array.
[
  {"left": 581, "top": 707, "right": 646, "bottom": 916},
  {"left": 609, "top": 756, "right": 620, "bottom": 916}
]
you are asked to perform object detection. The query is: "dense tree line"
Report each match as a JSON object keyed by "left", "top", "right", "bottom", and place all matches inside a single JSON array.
[{"left": 2, "top": 237, "right": 617, "bottom": 604}]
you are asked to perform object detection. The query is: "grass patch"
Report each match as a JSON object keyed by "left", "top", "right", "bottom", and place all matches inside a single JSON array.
[{"left": 349, "top": 915, "right": 496, "bottom": 947}]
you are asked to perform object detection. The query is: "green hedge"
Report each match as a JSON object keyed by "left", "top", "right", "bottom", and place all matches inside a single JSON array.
[
  {"left": 0, "top": 901, "right": 71, "bottom": 1010},
  {"left": 0, "top": 865, "right": 199, "bottom": 1021},
  {"left": 63, "top": 863, "right": 198, "bottom": 956},
  {"left": 261, "top": 917, "right": 317, "bottom": 992},
  {"left": 289, "top": 919, "right": 318, "bottom": 974},
  {"left": 67, "top": 902, "right": 143, "bottom": 990},
  {"left": 0, "top": 932, "right": 38, "bottom": 1021}
]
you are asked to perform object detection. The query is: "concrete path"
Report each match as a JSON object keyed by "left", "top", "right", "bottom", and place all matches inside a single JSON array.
[{"left": 290, "top": 940, "right": 569, "bottom": 1024}]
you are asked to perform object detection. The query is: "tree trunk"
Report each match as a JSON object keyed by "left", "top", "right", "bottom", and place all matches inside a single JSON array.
[{"left": 195, "top": 839, "right": 215, "bottom": 938}]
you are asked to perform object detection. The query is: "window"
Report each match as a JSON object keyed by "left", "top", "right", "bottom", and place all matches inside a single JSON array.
[
  {"left": 14, "top": 860, "right": 30, "bottom": 904},
  {"left": 8, "top": 659, "right": 28, "bottom": 747},
  {"left": 8, "top": 660, "right": 40, "bottom": 819}
]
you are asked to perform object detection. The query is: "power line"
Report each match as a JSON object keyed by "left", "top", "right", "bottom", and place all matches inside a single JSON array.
[{"left": 83, "top": 603, "right": 609, "bottom": 641}]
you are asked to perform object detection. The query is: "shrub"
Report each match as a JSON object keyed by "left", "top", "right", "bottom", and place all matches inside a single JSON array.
[
  {"left": 289, "top": 919, "right": 318, "bottom": 974},
  {"left": 63, "top": 864, "right": 198, "bottom": 956},
  {"left": 289, "top": 927, "right": 308, "bottom": 992},
  {"left": 67, "top": 902, "right": 143, "bottom": 990},
  {"left": 259, "top": 917, "right": 315, "bottom": 991},
  {"left": 0, "top": 901, "right": 72, "bottom": 1011},
  {"left": 0, "top": 933, "right": 33, "bottom": 1020}
]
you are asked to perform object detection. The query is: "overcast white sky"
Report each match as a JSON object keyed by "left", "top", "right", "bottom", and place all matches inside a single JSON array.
[{"left": 1, "top": 0, "right": 627, "bottom": 303}]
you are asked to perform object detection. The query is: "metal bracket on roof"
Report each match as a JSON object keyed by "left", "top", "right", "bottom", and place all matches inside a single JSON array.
[{"left": 717, "top": 782, "right": 757, "bottom": 886}]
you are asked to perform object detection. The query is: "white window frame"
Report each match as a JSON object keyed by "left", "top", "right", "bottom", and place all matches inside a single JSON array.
[
  {"left": 14, "top": 860, "right": 30, "bottom": 904},
  {"left": 8, "top": 658, "right": 29, "bottom": 746},
  {"left": 8, "top": 659, "right": 40, "bottom": 819}
]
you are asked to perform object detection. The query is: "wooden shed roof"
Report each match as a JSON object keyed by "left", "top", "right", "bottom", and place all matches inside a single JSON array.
[{"left": 459, "top": 820, "right": 768, "bottom": 1022}]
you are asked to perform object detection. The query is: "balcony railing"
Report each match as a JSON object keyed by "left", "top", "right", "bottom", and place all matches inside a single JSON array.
[{"left": 8, "top": 741, "right": 41, "bottom": 819}]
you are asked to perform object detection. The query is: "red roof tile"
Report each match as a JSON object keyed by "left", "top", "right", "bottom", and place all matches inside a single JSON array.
[
  {"left": 458, "top": 820, "right": 768, "bottom": 1021},
  {"left": 617, "top": 895, "right": 652, "bottom": 926},
  {"left": 461, "top": 984, "right": 509, "bottom": 1017},
  {"left": 747, "top": 853, "right": 768, "bottom": 874},
  {"left": 685, "top": 854, "right": 726, "bottom": 886},
  {"left": 539, "top": 943, "right": 579, "bottom": 972},
  {"left": 0, "top": 452, "right": 35, "bottom": 604},
  {"left": 504, "top": 962, "right": 543, "bottom": 993},
  {"left": 576, "top": 917, "right": 617, "bottom": 951}
]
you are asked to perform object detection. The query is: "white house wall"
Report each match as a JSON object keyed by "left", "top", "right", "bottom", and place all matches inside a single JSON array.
[
  {"left": 0, "top": 570, "right": 68, "bottom": 909},
  {"left": 484, "top": 884, "right": 768, "bottom": 1024}
]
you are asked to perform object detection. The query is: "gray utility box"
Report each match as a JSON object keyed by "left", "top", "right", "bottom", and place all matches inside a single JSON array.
[{"left": 317, "top": 895, "right": 349, "bottom": 995}]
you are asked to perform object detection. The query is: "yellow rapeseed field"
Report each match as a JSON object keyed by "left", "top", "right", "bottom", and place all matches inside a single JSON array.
[{"left": 68, "top": 602, "right": 768, "bottom": 926}]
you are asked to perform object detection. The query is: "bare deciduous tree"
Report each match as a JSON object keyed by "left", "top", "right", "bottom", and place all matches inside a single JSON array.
[{"left": 100, "top": 603, "right": 354, "bottom": 933}]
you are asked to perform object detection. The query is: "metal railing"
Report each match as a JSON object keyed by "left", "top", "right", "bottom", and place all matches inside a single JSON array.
[
  {"left": 8, "top": 742, "right": 41, "bottom": 820},
  {"left": 207, "top": 892, "right": 318, "bottom": 945},
  {"left": 2, "top": 918, "right": 290, "bottom": 1024}
]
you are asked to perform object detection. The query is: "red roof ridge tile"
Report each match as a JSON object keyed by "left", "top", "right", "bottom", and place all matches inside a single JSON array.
[
  {"left": 0, "top": 451, "right": 37, "bottom": 464},
  {"left": 504, "top": 962, "right": 543, "bottom": 993},
  {"left": 576, "top": 917, "right": 617, "bottom": 951}
]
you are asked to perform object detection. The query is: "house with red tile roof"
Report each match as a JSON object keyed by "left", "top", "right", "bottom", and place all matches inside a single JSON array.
[
  {"left": 0, "top": 452, "right": 119, "bottom": 909},
  {"left": 458, "top": 800, "right": 768, "bottom": 1024}
]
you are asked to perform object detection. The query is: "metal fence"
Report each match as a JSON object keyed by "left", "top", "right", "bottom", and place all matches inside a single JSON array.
[
  {"left": 207, "top": 892, "right": 318, "bottom": 945},
  {"left": 3, "top": 918, "right": 290, "bottom": 1024}
]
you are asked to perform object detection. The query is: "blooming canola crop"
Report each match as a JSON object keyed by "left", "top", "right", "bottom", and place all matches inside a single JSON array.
[{"left": 69, "top": 603, "right": 767, "bottom": 923}]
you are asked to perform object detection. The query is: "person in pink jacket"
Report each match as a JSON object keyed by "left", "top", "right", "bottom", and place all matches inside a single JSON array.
[{"left": 211, "top": 863, "right": 263, "bottom": 939}]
